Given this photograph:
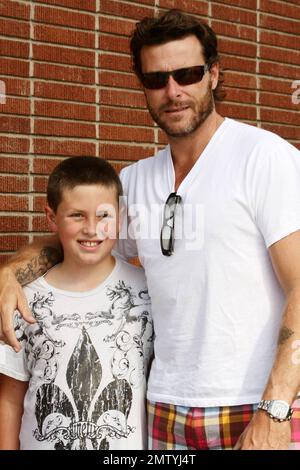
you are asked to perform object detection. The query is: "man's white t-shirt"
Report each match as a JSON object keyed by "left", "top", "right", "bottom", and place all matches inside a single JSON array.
[
  {"left": 0, "top": 258, "right": 153, "bottom": 449},
  {"left": 118, "top": 118, "right": 300, "bottom": 407}
]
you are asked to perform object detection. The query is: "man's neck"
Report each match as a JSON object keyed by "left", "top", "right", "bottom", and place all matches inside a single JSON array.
[{"left": 169, "top": 111, "right": 224, "bottom": 191}]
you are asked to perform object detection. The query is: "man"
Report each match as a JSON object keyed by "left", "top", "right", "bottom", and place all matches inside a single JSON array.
[{"left": 1, "top": 9, "right": 300, "bottom": 450}]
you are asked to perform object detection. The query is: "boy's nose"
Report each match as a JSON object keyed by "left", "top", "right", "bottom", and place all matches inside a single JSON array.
[{"left": 82, "top": 218, "right": 97, "bottom": 236}]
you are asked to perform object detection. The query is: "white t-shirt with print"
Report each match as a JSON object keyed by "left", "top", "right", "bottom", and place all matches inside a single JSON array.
[
  {"left": 0, "top": 258, "right": 153, "bottom": 450},
  {"left": 118, "top": 118, "right": 300, "bottom": 407}
]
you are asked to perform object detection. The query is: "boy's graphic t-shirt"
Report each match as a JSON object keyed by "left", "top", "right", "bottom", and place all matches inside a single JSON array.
[{"left": 0, "top": 258, "right": 153, "bottom": 450}]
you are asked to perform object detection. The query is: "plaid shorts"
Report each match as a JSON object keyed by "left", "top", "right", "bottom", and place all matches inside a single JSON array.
[{"left": 147, "top": 399, "right": 300, "bottom": 450}]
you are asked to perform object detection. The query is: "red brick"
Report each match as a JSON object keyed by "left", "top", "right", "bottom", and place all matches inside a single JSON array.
[
  {"left": 100, "top": 34, "right": 130, "bottom": 54},
  {"left": 33, "top": 44, "right": 94, "bottom": 68},
  {"left": 33, "top": 176, "right": 48, "bottom": 193},
  {"left": 34, "top": 119, "right": 96, "bottom": 138},
  {"left": 0, "top": 39, "right": 29, "bottom": 59},
  {"left": 34, "top": 5, "right": 95, "bottom": 30},
  {"left": 34, "top": 139, "right": 96, "bottom": 157},
  {"left": 259, "top": 61, "right": 299, "bottom": 80},
  {"left": 0, "top": 137, "right": 29, "bottom": 154},
  {"left": 99, "top": 71, "right": 139, "bottom": 90},
  {"left": 0, "top": 195, "right": 29, "bottom": 211},
  {"left": 34, "top": 81, "right": 95, "bottom": 104},
  {"left": 225, "top": 72, "right": 257, "bottom": 90},
  {"left": 0, "top": 235, "right": 29, "bottom": 251},
  {"left": 261, "top": 108, "right": 300, "bottom": 126},
  {"left": 212, "top": 4, "right": 257, "bottom": 26},
  {"left": 34, "top": 100, "right": 96, "bottom": 121},
  {"left": 212, "top": 21, "right": 256, "bottom": 42},
  {"left": 100, "top": 17, "right": 135, "bottom": 37},
  {"left": 0, "top": 157, "right": 29, "bottom": 174},
  {"left": 260, "top": 31, "right": 299, "bottom": 52},
  {"left": 101, "top": 107, "right": 153, "bottom": 127},
  {"left": 0, "top": 116, "right": 30, "bottom": 134},
  {"left": 222, "top": 56, "right": 257, "bottom": 74},
  {"left": 100, "top": 143, "right": 155, "bottom": 161},
  {"left": 213, "top": 0, "right": 257, "bottom": 8},
  {"left": 100, "top": 89, "right": 146, "bottom": 108},
  {"left": 34, "top": 24, "right": 94, "bottom": 49},
  {"left": 0, "top": 18, "right": 29, "bottom": 39},
  {"left": 225, "top": 88, "right": 256, "bottom": 105},
  {"left": 0, "top": 97, "right": 30, "bottom": 116},
  {"left": 33, "top": 158, "right": 64, "bottom": 175},
  {"left": 159, "top": 0, "right": 208, "bottom": 16},
  {"left": 0, "top": 216, "right": 29, "bottom": 232},
  {"left": 32, "top": 216, "right": 49, "bottom": 233},
  {"left": 100, "top": 0, "right": 153, "bottom": 20},
  {"left": 38, "top": 0, "right": 97, "bottom": 12},
  {"left": 259, "top": 92, "right": 299, "bottom": 112},
  {"left": 0, "top": 254, "right": 12, "bottom": 263},
  {"left": 34, "top": 63, "right": 95, "bottom": 84},
  {"left": 260, "top": 14, "right": 300, "bottom": 35},
  {"left": 99, "top": 125, "right": 154, "bottom": 143},
  {"left": 260, "top": 45, "right": 300, "bottom": 67},
  {"left": 262, "top": 124, "right": 300, "bottom": 141},
  {"left": 219, "top": 38, "right": 257, "bottom": 58},
  {"left": 0, "top": 58, "right": 29, "bottom": 78},
  {"left": 99, "top": 54, "right": 131, "bottom": 73},
  {"left": 260, "top": 0, "right": 300, "bottom": 20},
  {"left": 34, "top": 195, "right": 47, "bottom": 212},
  {"left": 217, "top": 103, "right": 257, "bottom": 121},
  {"left": 0, "top": 0, "right": 30, "bottom": 20},
  {"left": 259, "top": 77, "right": 294, "bottom": 96},
  {"left": 0, "top": 175, "right": 29, "bottom": 193},
  {"left": 0, "top": 76, "right": 30, "bottom": 97}
]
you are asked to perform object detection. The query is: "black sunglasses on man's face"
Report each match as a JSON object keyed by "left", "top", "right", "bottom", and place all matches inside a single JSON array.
[
  {"left": 140, "top": 64, "right": 209, "bottom": 90},
  {"left": 160, "top": 192, "right": 182, "bottom": 256}
]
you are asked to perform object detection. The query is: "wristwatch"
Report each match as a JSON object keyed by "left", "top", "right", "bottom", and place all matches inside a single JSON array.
[{"left": 257, "top": 399, "right": 293, "bottom": 422}]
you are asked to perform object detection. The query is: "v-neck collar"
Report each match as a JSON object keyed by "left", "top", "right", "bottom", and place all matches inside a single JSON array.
[{"left": 166, "top": 117, "right": 231, "bottom": 198}]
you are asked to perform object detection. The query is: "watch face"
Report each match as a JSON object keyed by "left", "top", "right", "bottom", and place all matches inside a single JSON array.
[{"left": 269, "top": 400, "right": 289, "bottom": 419}]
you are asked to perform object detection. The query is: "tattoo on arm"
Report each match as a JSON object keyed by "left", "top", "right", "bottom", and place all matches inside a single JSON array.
[
  {"left": 15, "top": 247, "right": 63, "bottom": 286},
  {"left": 278, "top": 326, "right": 294, "bottom": 346}
]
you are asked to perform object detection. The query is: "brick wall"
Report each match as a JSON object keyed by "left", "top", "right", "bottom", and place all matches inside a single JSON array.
[{"left": 0, "top": 0, "right": 299, "bottom": 261}]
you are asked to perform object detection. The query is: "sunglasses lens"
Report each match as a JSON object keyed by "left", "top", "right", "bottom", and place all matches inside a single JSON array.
[
  {"left": 174, "top": 66, "right": 205, "bottom": 85},
  {"left": 161, "top": 224, "right": 172, "bottom": 250},
  {"left": 141, "top": 65, "right": 207, "bottom": 89},
  {"left": 141, "top": 72, "right": 168, "bottom": 89},
  {"left": 160, "top": 193, "right": 182, "bottom": 256}
]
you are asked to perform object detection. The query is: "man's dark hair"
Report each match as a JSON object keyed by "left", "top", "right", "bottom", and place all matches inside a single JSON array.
[
  {"left": 47, "top": 156, "right": 123, "bottom": 212},
  {"left": 130, "top": 9, "right": 225, "bottom": 102}
]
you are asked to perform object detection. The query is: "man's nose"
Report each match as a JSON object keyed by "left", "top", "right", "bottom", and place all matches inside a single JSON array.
[{"left": 165, "top": 74, "right": 183, "bottom": 99}]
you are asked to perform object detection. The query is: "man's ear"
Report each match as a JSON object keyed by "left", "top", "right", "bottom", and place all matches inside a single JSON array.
[
  {"left": 210, "top": 62, "right": 219, "bottom": 92},
  {"left": 45, "top": 206, "right": 58, "bottom": 232}
]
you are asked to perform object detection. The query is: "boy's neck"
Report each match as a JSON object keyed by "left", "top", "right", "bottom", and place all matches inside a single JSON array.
[{"left": 45, "top": 255, "right": 116, "bottom": 292}]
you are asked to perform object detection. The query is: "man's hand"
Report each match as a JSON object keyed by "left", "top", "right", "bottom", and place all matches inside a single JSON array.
[
  {"left": 0, "top": 267, "right": 35, "bottom": 352},
  {"left": 234, "top": 410, "right": 291, "bottom": 450}
]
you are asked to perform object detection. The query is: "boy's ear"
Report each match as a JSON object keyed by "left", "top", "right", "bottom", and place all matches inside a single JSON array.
[{"left": 45, "top": 206, "right": 58, "bottom": 232}]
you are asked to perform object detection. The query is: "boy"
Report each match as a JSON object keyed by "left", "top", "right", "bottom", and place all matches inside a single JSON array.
[{"left": 0, "top": 156, "right": 153, "bottom": 450}]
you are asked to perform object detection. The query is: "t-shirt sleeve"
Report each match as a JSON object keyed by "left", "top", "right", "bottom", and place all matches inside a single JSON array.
[
  {"left": 115, "top": 166, "right": 139, "bottom": 259},
  {"left": 0, "top": 311, "right": 30, "bottom": 381},
  {"left": 249, "top": 138, "right": 300, "bottom": 248}
]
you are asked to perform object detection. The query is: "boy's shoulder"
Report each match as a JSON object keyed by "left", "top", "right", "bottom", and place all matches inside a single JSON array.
[{"left": 116, "top": 257, "right": 146, "bottom": 284}]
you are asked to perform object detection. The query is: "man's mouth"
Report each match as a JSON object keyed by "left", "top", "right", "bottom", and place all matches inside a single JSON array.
[{"left": 165, "top": 106, "right": 189, "bottom": 113}]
